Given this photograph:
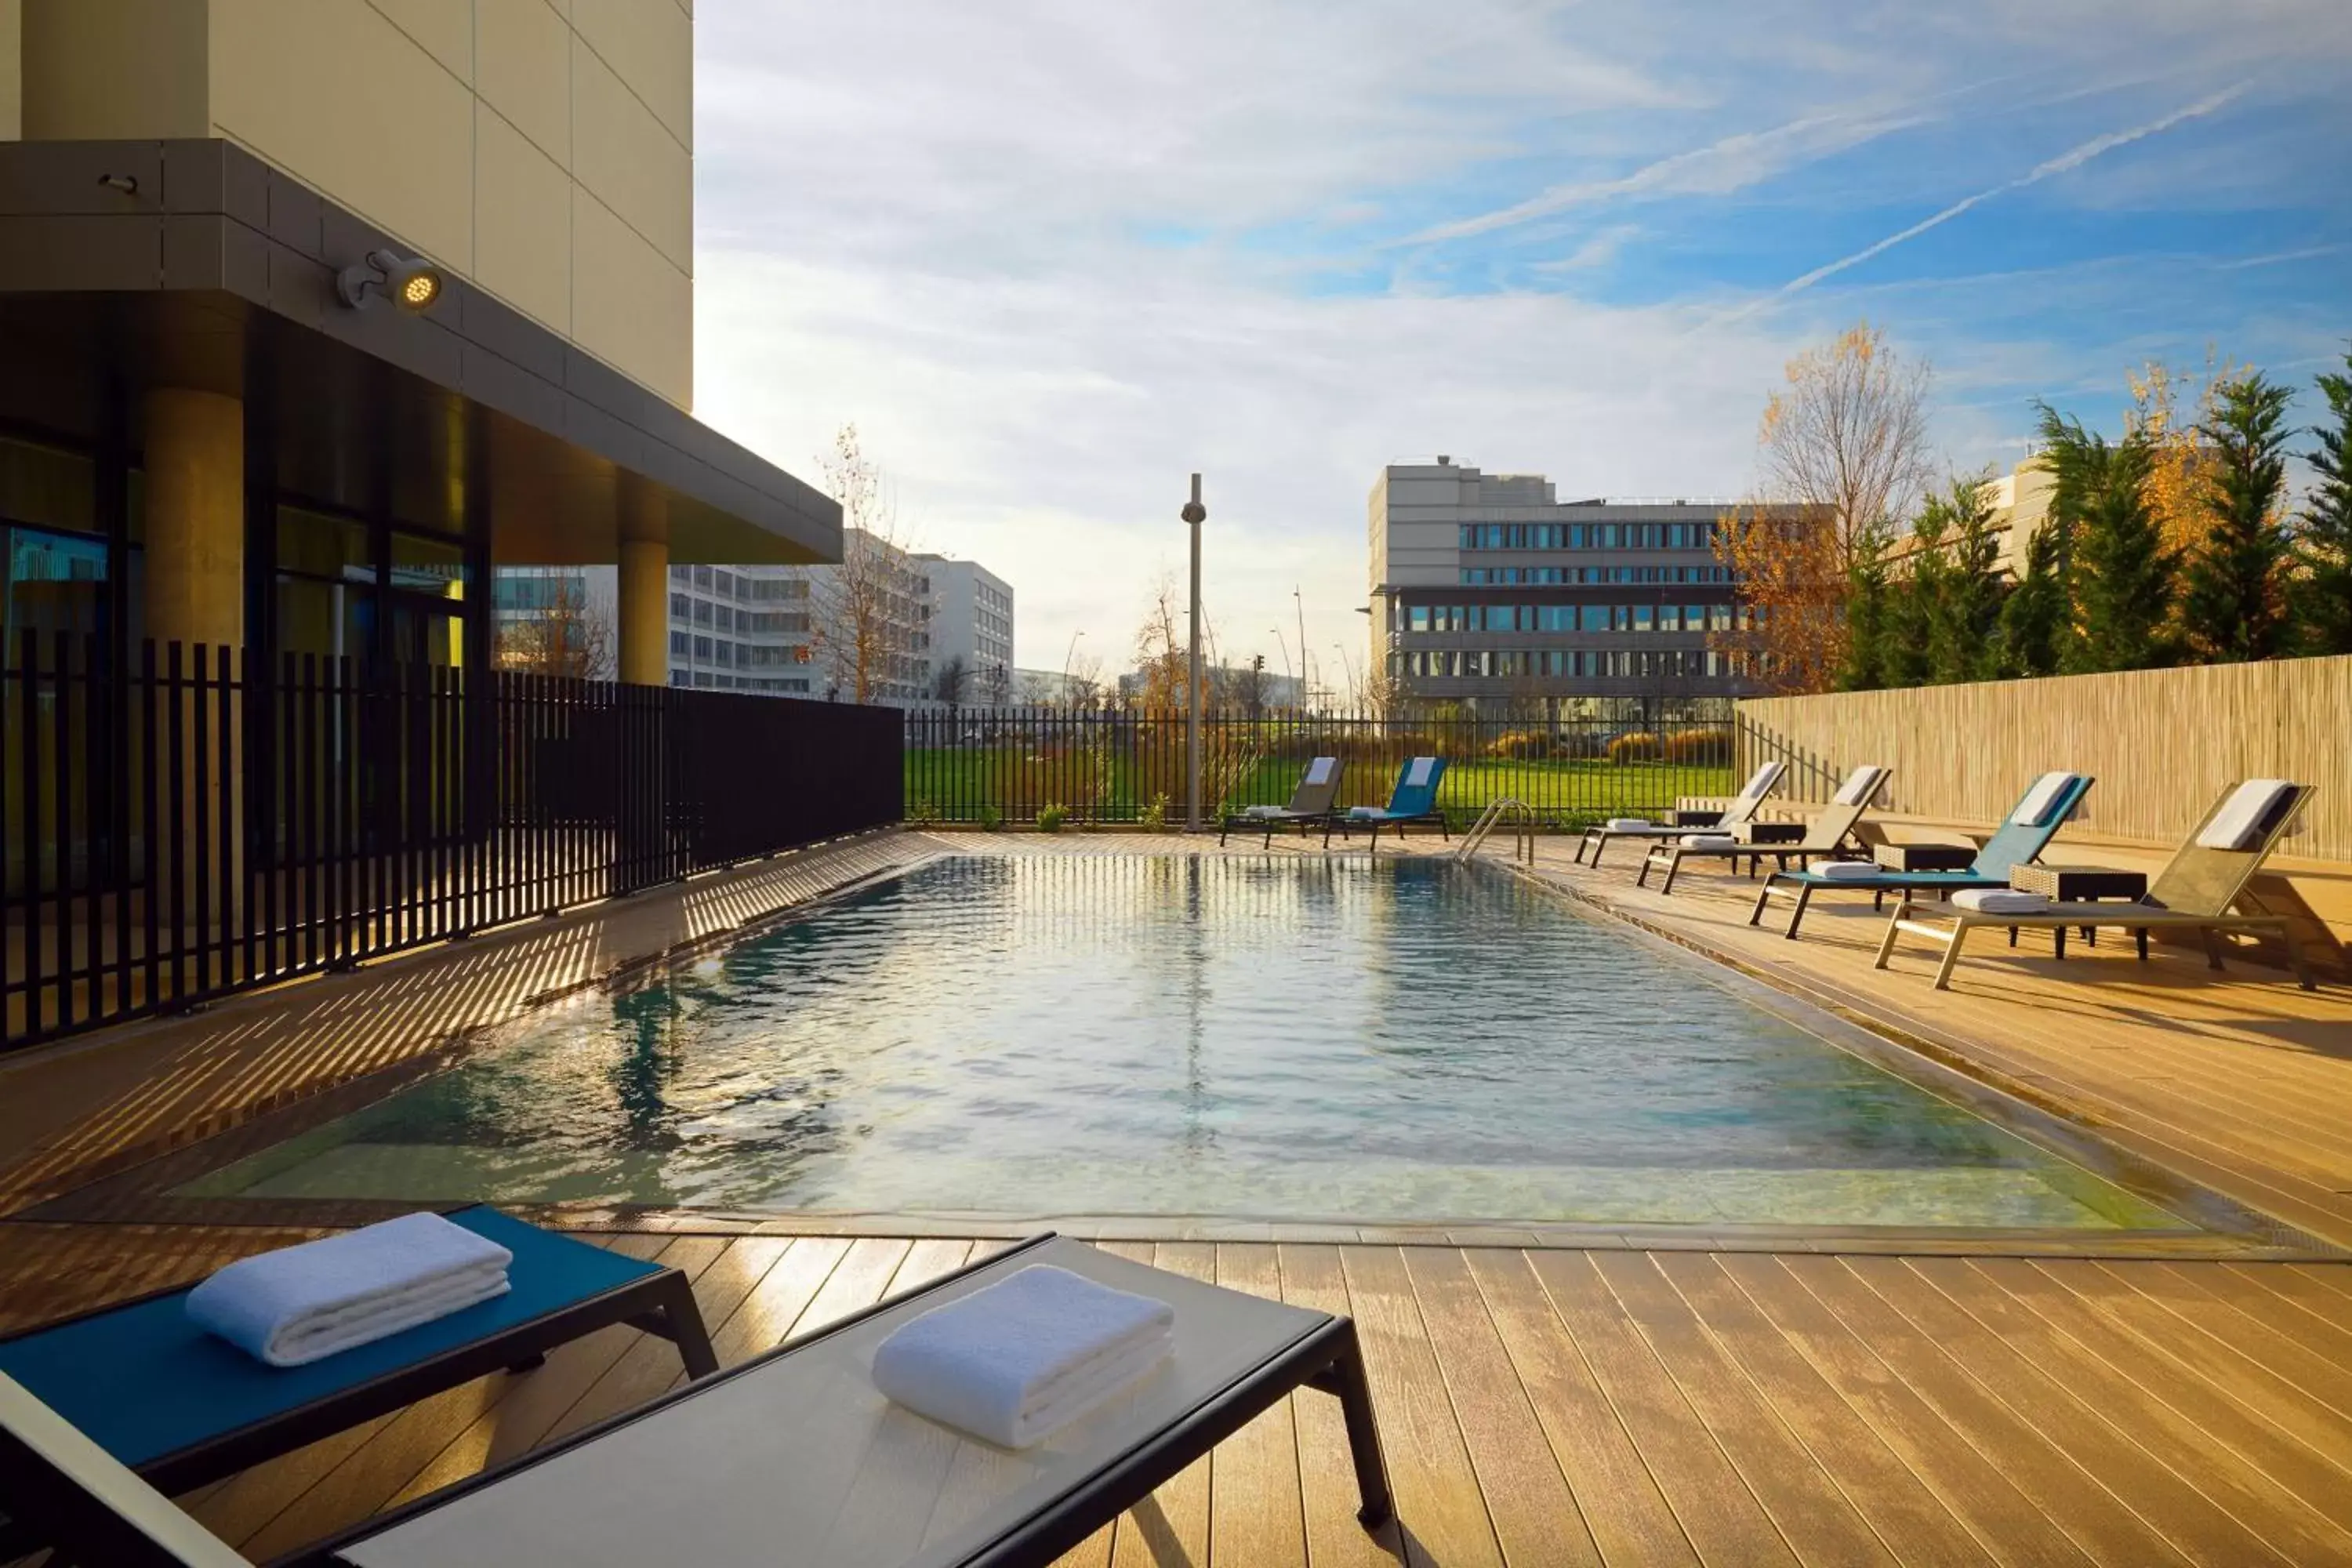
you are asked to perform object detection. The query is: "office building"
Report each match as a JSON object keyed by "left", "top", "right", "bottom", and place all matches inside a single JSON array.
[
  {"left": 1370, "top": 457, "right": 1768, "bottom": 709},
  {"left": 0, "top": 0, "right": 835, "bottom": 689},
  {"left": 919, "top": 555, "right": 1016, "bottom": 706}
]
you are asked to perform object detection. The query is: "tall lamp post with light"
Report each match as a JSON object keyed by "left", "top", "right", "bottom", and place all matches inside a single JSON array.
[{"left": 1183, "top": 474, "right": 1206, "bottom": 833}]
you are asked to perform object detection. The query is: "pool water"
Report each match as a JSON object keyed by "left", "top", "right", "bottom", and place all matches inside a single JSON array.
[{"left": 179, "top": 855, "right": 2182, "bottom": 1230}]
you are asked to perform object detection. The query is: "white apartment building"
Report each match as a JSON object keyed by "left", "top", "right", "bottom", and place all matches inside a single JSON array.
[
  {"left": 920, "top": 556, "right": 1017, "bottom": 706},
  {"left": 498, "top": 535, "right": 1012, "bottom": 708}
]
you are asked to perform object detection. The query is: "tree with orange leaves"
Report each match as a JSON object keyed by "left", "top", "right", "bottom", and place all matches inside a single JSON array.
[{"left": 1711, "top": 323, "right": 1933, "bottom": 693}]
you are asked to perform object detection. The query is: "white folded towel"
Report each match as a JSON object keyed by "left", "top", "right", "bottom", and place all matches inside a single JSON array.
[
  {"left": 1346, "top": 805, "right": 1381, "bottom": 819},
  {"left": 1238, "top": 804, "right": 1289, "bottom": 818},
  {"left": 1679, "top": 833, "right": 1737, "bottom": 848},
  {"left": 1604, "top": 817, "right": 1652, "bottom": 831},
  {"left": 1951, "top": 888, "right": 2051, "bottom": 915},
  {"left": 872, "top": 1265, "right": 1174, "bottom": 1450},
  {"left": 1813, "top": 861, "right": 1882, "bottom": 881},
  {"left": 187, "top": 1212, "right": 513, "bottom": 1367},
  {"left": 2195, "top": 779, "right": 2295, "bottom": 851},
  {"left": 2010, "top": 771, "right": 2079, "bottom": 827}
]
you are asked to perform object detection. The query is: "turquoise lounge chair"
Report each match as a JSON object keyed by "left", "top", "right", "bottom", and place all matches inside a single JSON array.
[
  {"left": 1324, "top": 756, "right": 1449, "bottom": 851},
  {"left": 1749, "top": 771, "right": 2095, "bottom": 938},
  {"left": 0, "top": 1206, "right": 715, "bottom": 1559}
]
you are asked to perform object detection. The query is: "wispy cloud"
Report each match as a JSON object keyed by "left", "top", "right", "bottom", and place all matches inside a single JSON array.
[
  {"left": 2216, "top": 242, "right": 2343, "bottom": 269},
  {"left": 1729, "top": 84, "right": 2248, "bottom": 317},
  {"left": 1530, "top": 224, "right": 1644, "bottom": 273},
  {"left": 1397, "top": 109, "right": 1924, "bottom": 246}
]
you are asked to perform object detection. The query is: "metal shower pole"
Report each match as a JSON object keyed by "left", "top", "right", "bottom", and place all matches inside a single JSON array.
[{"left": 1184, "top": 473, "right": 1205, "bottom": 833}]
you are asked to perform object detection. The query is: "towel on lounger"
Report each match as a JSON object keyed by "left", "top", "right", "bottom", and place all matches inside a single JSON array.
[
  {"left": 2194, "top": 779, "right": 2296, "bottom": 851},
  {"left": 187, "top": 1212, "right": 513, "bottom": 1367},
  {"left": 1238, "top": 804, "right": 1289, "bottom": 818},
  {"left": 1678, "top": 833, "right": 1737, "bottom": 848},
  {"left": 1951, "top": 887, "right": 2051, "bottom": 915},
  {"left": 1604, "top": 817, "right": 1651, "bottom": 831},
  {"left": 1813, "top": 860, "right": 1882, "bottom": 881},
  {"left": 873, "top": 1265, "right": 1174, "bottom": 1450}
]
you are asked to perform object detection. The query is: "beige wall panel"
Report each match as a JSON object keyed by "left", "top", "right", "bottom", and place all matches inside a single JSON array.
[
  {"left": 477, "top": 0, "right": 573, "bottom": 165},
  {"left": 366, "top": 0, "right": 474, "bottom": 84},
  {"left": 209, "top": 0, "right": 476, "bottom": 270},
  {"left": 474, "top": 106, "right": 572, "bottom": 335},
  {"left": 571, "top": 0, "right": 691, "bottom": 149},
  {"left": 572, "top": 191, "right": 691, "bottom": 408},
  {"left": 570, "top": 34, "right": 691, "bottom": 271},
  {"left": 22, "top": 0, "right": 209, "bottom": 140}
]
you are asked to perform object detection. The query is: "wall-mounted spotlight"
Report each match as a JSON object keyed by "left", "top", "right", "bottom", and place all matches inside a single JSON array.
[{"left": 336, "top": 249, "right": 445, "bottom": 314}]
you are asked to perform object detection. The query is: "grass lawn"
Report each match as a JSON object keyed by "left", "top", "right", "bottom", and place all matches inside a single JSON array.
[{"left": 906, "top": 747, "right": 1734, "bottom": 829}]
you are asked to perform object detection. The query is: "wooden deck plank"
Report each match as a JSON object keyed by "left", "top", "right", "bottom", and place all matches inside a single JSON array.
[
  {"left": 1397, "top": 1247, "right": 1598, "bottom": 1566},
  {"left": 1276, "top": 1243, "right": 1410, "bottom": 1568},
  {"left": 1107, "top": 1242, "right": 1216, "bottom": 1568},
  {"left": 1461, "top": 1248, "right": 1700, "bottom": 1568},
  {"left": 1210, "top": 1244, "right": 1312, "bottom": 1568},
  {"left": 1844, "top": 1260, "right": 2305, "bottom": 1568},
  {"left": 1710, "top": 1253, "right": 2103, "bottom": 1567},
  {"left": 1524, "top": 1250, "right": 1801, "bottom": 1568},
  {"left": 377, "top": 1234, "right": 684, "bottom": 1510},
  {"left": 1644, "top": 1253, "right": 1993, "bottom": 1568},
  {"left": 1920, "top": 1258, "right": 2352, "bottom": 1550},
  {"left": 1819, "top": 1255, "right": 2274, "bottom": 1567},
  {"left": 705, "top": 1234, "right": 854, "bottom": 1367},
  {"left": 2130, "top": 1261, "right": 2352, "bottom": 1390},
  {"left": 1588, "top": 1250, "right": 1896, "bottom": 1567}
]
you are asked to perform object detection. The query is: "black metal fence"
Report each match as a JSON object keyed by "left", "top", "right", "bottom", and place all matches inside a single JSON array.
[
  {"left": 903, "top": 707, "right": 1737, "bottom": 829},
  {"left": 2, "top": 634, "right": 903, "bottom": 1052}
]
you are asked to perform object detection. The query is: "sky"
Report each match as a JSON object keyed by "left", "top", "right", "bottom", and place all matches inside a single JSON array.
[{"left": 688, "top": 0, "right": 2352, "bottom": 688}]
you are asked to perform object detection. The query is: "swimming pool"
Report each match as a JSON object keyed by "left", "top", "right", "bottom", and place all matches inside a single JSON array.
[{"left": 177, "top": 855, "right": 2183, "bottom": 1231}]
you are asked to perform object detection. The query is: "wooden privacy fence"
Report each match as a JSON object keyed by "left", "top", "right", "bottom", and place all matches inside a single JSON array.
[
  {"left": 2, "top": 634, "right": 904, "bottom": 1052},
  {"left": 1735, "top": 655, "right": 2352, "bottom": 863}
]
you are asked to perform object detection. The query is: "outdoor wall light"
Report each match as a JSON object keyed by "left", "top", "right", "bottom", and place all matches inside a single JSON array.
[{"left": 336, "top": 250, "right": 445, "bottom": 314}]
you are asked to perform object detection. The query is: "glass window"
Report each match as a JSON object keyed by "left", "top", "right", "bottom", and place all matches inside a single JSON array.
[
  {"left": 692, "top": 634, "right": 711, "bottom": 658},
  {"left": 0, "top": 437, "right": 98, "bottom": 536},
  {"left": 279, "top": 506, "right": 374, "bottom": 584},
  {"left": 390, "top": 531, "right": 466, "bottom": 601},
  {"left": 275, "top": 574, "right": 372, "bottom": 662},
  {"left": 4, "top": 525, "right": 109, "bottom": 644},
  {"left": 670, "top": 630, "right": 688, "bottom": 655}
]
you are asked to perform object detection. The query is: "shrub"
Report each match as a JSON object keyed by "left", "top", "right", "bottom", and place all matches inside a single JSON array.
[
  {"left": 1486, "top": 729, "right": 1555, "bottom": 760},
  {"left": 908, "top": 797, "right": 938, "bottom": 826},
  {"left": 1662, "top": 728, "right": 1731, "bottom": 766},
  {"left": 1138, "top": 793, "right": 1169, "bottom": 831},
  {"left": 1607, "top": 731, "right": 1663, "bottom": 764},
  {"left": 977, "top": 805, "right": 1003, "bottom": 832},
  {"left": 1036, "top": 803, "right": 1069, "bottom": 833}
]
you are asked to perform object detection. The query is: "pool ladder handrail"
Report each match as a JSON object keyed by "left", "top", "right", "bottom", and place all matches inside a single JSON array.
[{"left": 1457, "top": 797, "right": 1536, "bottom": 865}]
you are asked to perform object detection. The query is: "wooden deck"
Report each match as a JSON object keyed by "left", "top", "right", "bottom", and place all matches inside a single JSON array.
[{"left": 4, "top": 828, "right": 2351, "bottom": 1564}]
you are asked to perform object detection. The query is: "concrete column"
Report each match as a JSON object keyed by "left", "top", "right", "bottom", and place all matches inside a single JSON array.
[
  {"left": 615, "top": 473, "right": 670, "bottom": 686},
  {"left": 142, "top": 387, "right": 245, "bottom": 648},
  {"left": 140, "top": 386, "right": 246, "bottom": 948}
]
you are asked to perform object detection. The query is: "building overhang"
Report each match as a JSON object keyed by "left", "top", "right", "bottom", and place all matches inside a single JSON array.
[{"left": 0, "top": 138, "right": 840, "bottom": 566}]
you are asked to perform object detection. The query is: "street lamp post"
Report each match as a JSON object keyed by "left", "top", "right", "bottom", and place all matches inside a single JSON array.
[{"left": 1183, "top": 474, "right": 1206, "bottom": 833}]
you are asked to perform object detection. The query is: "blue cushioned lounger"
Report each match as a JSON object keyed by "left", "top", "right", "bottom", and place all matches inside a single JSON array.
[
  {"left": 1323, "top": 757, "right": 1448, "bottom": 851},
  {"left": 1748, "top": 771, "right": 2094, "bottom": 938},
  {"left": 0, "top": 1205, "right": 714, "bottom": 1558}
]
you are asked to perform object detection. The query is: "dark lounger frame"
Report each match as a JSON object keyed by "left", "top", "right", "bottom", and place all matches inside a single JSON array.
[
  {"left": 283, "top": 1232, "right": 1393, "bottom": 1568},
  {"left": 0, "top": 1225, "right": 716, "bottom": 1560}
]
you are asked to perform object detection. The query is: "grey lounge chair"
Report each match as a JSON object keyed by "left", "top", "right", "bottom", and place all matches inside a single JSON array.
[
  {"left": 1876, "top": 779, "right": 2320, "bottom": 991},
  {"left": 1637, "top": 764, "right": 1892, "bottom": 895},
  {"left": 1749, "top": 771, "right": 2094, "bottom": 938},
  {"left": 0, "top": 1234, "right": 1393, "bottom": 1568},
  {"left": 1575, "top": 760, "right": 1788, "bottom": 867},
  {"left": 1218, "top": 756, "right": 1344, "bottom": 846}
]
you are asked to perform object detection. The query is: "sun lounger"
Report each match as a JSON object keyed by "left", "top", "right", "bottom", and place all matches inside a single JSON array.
[
  {"left": 1875, "top": 780, "right": 2320, "bottom": 991},
  {"left": 1324, "top": 756, "right": 1449, "bottom": 851},
  {"left": 0, "top": 1233, "right": 1392, "bottom": 1568},
  {"left": 0, "top": 1205, "right": 716, "bottom": 1561},
  {"left": 1574, "top": 760, "right": 1788, "bottom": 867},
  {"left": 1637, "top": 765, "right": 1892, "bottom": 895},
  {"left": 1749, "top": 771, "right": 2093, "bottom": 938},
  {"left": 1218, "top": 756, "right": 1344, "bottom": 846}
]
